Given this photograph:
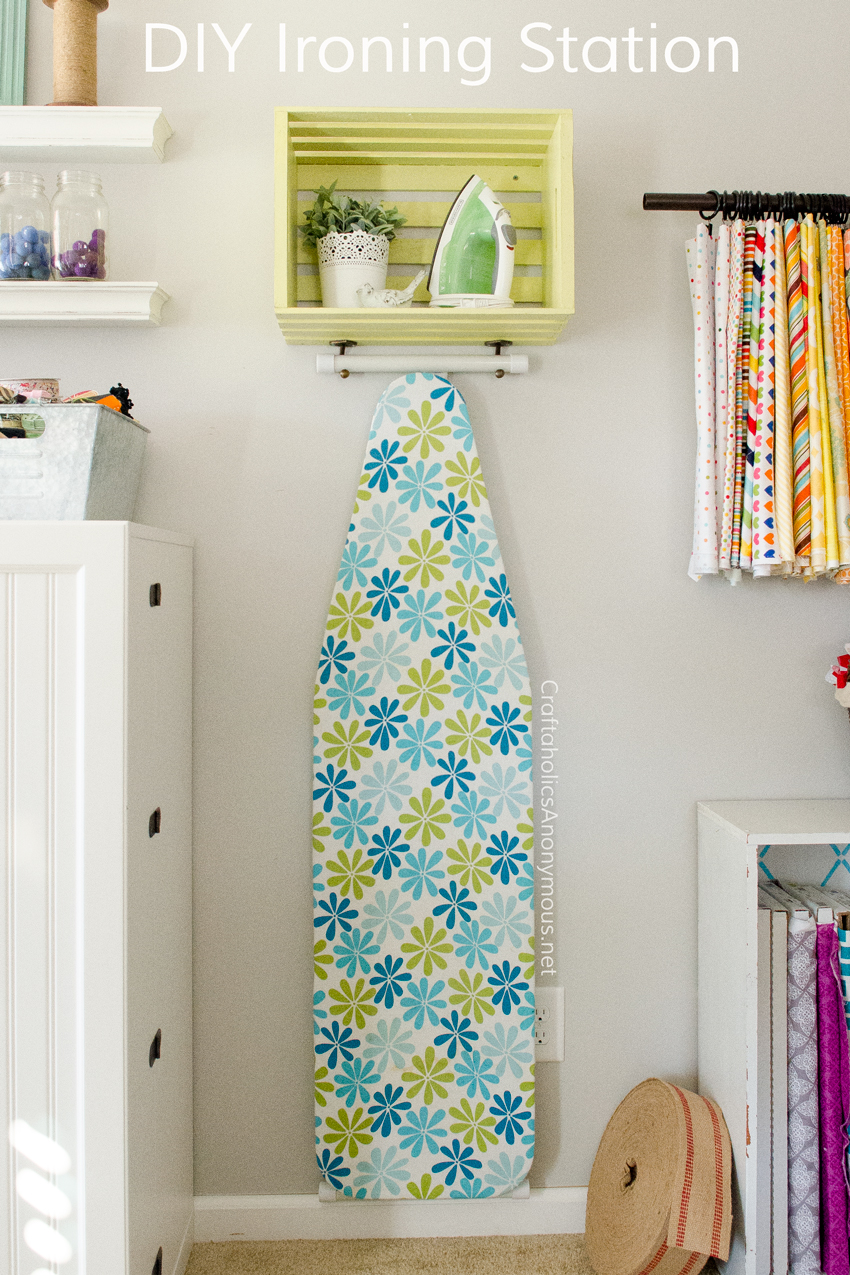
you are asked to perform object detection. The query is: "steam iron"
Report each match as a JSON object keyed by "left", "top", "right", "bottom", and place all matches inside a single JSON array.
[{"left": 428, "top": 175, "right": 516, "bottom": 307}]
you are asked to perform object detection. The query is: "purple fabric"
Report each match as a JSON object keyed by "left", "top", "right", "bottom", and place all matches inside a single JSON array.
[{"left": 816, "top": 923, "right": 850, "bottom": 1275}]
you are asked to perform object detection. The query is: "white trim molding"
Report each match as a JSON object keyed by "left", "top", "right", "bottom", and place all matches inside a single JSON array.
[
  {"left": 194, "top": 1187, "right": 587, "bottom": 1243},
  {"left": 0, "top": 281, "right": 170, "bottom": 326},
  {"left": 0, "top": 106, "right": 173, "bottom": 161}
]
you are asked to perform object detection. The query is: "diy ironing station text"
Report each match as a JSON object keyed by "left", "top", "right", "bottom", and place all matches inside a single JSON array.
[{"left": 145, "top": 22, "right": 740, "bottom": 86}]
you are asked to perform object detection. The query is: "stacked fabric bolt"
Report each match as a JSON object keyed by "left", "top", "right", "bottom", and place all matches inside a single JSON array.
[
  {"left": 0, "top": 226, "right": 51, "bottom": 279},
  {"left": 55, "top": 227, "right": 106, "bottom": 279},
  {"left": 687, "top": 216, "right": 850, "bottom": 583}
]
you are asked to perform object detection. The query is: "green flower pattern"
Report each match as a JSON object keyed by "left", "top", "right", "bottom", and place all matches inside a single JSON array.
[{"left": 314, "top": 375, "right": 533, "bottom": 1198}]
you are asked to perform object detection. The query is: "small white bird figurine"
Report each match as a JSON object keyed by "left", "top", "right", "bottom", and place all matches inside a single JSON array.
[{"left": 356, "top": 268, "right": 427, "bottom": 308}]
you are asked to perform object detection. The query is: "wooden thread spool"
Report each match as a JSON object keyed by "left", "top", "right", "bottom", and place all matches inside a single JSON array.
[{"left": 43, "top": 0, "right": 109, "bottom": 107}]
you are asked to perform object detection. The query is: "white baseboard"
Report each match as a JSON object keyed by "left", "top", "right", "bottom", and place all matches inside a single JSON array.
[
  {"left": 173, "top": 1207, "right": 195, "bottom": 1275},
  {"left": 194, "top": 1187, "right": 587, "bottom": 1242}
]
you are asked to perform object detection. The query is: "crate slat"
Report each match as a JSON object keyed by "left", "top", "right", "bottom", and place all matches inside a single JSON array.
[
  {"left": 277, "top": 305, "right": 569, "bottom": 345},
  {"left": 295, "top": 164, "right": 543, "bottom": 191},
  {"left": 296, "top": 276, "right": 542, "bottom": 304},
  {"left": 296, "top": 201, "right": 543, "bottom": 229},
  {"left": 286, "top": 107, "right": 563, "bottom": 127},
  {"left": 293, "top": 139, "right": 550, "bottom": 157},
  {"left": 289, "top": 121, "right": 557, "bottom": 139},
  {"left": 297, "top": 238, "right": 542, "bottom": 266}
]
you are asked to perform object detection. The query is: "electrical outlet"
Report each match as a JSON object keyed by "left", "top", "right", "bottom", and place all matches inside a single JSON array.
[{"left": 534, "top": 986, "right": 565, "bottom": 1062}]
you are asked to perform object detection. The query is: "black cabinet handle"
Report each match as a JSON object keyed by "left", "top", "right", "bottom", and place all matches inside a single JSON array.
[
  {"left": 150, "top": 583, "right": 162, "bottom": 607},
  {"left": 149, "top": 1029, "right": 162, "bottom": 1068},
  {"left": 152, "top": 1247, "right": 163, "bottom": 1275},
  {"left": 149, "top": 808, "right": 161, "bottom": 838}
]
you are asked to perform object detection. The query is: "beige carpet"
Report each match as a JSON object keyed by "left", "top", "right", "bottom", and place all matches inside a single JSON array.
[{"left": 186, "top": 1235, "right": 595, "bottom": 1275}]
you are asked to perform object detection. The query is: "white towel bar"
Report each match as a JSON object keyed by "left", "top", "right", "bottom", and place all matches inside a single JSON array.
[{"left": 315, "top": 353, "right": 528, "bottom": 376}]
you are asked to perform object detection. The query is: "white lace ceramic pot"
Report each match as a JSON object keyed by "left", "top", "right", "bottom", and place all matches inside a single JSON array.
[{"left": 317, "top": 229, "right": 389, "bottom": 307}]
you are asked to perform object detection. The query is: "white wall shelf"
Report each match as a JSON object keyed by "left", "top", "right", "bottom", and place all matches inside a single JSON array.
[
  {"left": 0, "top": 280, "right": 170, "bottom": 325},
  {"left": 697, "top": 798, "right": 850, "bottom": 1275},
  {"left": 0, "top": 106, "right": 173, "bottom": 163}
]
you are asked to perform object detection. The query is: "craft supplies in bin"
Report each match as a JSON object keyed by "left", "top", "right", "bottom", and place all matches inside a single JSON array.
[
  {"left": 52, "top": 170, "right": 108, "bottom": 279},
  {"left": 0, "top": 403, "right": 148, "bottom": 520},
  {"left": 0, "top": 378, "right": 59, "bottom": 401},
  {"left": 0, "top": 173, "right": 52, "bottom": 280}
]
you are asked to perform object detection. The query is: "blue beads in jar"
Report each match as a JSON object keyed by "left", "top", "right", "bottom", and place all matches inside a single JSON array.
[
  {"left": 0, "top": 174, "right": 52, "bottom": 281},
  {"left": 0, "top": 228, "right": 52, "bottom": 280}
]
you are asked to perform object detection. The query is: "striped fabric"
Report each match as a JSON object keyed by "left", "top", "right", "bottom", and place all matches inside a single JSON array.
[
  {"left": 741, "top": 222, "right": 765, "bottom": 568},
  {"left": 820, "top": 220, "right": 850, "bottom": 565},
  {"left": 815, "top": 221, "right": 839, "bottom": 570},
  {"left": 831, "top": 229, "right": 850, "bottom": 467},
  {"left": 732, "top": 226, "right": 757, "bottom": 566},
  {"left": 773, "top": 222, "right": 795, "bottom": 565},
  {"left": 721, "top": 222, "right": 745, "bottom": 571},
  {"left": 803, "top": 218, "right": 826, "bottom": 573},
  {"left": 753, "top": 221, "right": 777, "bottom": 569},
  {"left": 836, "top": 229, "right": 850, "bottom": 583},
  {"left": 665, "top": 1084, "right": 731, "bottom": 1262},
  {"left": 786, "top": 219, "right": 811, "bottom": 561}
]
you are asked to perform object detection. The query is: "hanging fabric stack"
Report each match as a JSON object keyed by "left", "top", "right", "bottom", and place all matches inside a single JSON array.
[{"left": 686, "top": 204, "right": 850, "bottom": 583}]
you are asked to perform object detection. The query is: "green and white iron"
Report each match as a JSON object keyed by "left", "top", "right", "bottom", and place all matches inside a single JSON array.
[{"left": 428, "top": 175, "right": 517, "bottom": 308}]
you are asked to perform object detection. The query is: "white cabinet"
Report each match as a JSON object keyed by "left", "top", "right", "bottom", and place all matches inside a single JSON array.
[
  {"left": 697, "top": 799, "right": 850, "bottom": 1275},
  {"left": 0, "top": 522, "right": 193, "bottom": 1275}
]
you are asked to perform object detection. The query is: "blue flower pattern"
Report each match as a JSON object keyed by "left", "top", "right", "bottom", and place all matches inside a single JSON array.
[{"left": 314, "top": 376, "right": 533, "bottom": 1196}]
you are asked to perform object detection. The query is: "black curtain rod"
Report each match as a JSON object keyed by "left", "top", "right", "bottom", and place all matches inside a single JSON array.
[{"left": 643, "top": 190, "right": 850, "bottom": 223}]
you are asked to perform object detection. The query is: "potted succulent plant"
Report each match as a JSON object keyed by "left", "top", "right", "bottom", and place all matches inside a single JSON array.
[{"left": 299, "top": 183, "right": 406, "bottom": 308}]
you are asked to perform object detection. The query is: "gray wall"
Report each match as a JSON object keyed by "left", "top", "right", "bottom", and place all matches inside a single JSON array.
[{"left": 15, "top": 0, "right": 850, "bottom": 1197}]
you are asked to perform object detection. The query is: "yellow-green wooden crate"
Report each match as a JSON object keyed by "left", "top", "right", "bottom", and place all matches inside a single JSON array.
[{"left": 274, "top": 108, "right": 574, "bottom": 346}]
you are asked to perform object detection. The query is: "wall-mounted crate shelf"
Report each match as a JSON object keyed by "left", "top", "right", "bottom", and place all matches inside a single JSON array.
[
  {"left": 0, "top": 106, "right": 173, "bottom": 163},
  {"left": 0, "top": 281, "right": 170, "bottom": 325},
  {"left": 274, "top": 108, "right": 574, "bottom": 346}
]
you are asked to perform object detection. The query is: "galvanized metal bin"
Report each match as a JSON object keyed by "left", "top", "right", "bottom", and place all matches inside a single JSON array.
[{"left": 0, "top": 403, "right": 149, "bottom": 520}]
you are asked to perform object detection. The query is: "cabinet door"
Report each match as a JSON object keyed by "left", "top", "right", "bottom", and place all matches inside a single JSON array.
[
  {"left": 126, "top": 536, "right": 193, "bottom": 1275},
  {"left": 0, "top": 566, "right": 83, "bottom": 1274}
]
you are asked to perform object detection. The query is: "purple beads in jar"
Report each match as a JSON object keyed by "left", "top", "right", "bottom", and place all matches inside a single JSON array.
[
  {"left": 51, "top": 171, "right": 109, "bottom": 282},
  {"left": 56, "top": 228, "right": 106, "bottom": 279}
]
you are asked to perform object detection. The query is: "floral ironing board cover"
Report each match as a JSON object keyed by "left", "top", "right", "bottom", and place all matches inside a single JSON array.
[{"left": 313, "top": 373, "right": 534, "bottom": 1199}]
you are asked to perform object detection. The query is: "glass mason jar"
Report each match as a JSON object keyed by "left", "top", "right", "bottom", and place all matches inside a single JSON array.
[
  {"left": 52, "top": 170, "right": 108, "bottom": 280},
  {"left": 0, "top": 172, "right": 52, "bottom": 280}
]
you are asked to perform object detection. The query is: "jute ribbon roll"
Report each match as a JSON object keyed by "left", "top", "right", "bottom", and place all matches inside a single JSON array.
[
  {"left": 43, "top": 0, "right": 109, "bottom": 107},
  {"left": 586, "top": 1079, "right": 732, "bottom": 1275}
]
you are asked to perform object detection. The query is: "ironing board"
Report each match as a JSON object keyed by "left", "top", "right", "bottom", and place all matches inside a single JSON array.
[{"left": 313, "top": 374, "right": 534, "bottom": 1199}]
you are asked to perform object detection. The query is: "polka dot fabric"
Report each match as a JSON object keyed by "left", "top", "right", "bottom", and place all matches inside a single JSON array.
[{"left": 687, "top": 225, "right": 718, "bottom": 578}]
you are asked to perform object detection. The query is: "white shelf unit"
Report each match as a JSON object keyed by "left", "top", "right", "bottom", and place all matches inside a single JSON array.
[
  {"left": 0, "top": 522, "right": 194, "bottom": 1275},
  {"left": 0, "top": 107, "right": 172, "bottom": 324},
  {"left": 0, "top": 280, "right": 170, "bottom": 326},
  {"left": 697, "top": 799, "right": 850, "bottom": 1275},
  {"left": 0, "top": 106, "right": 173, "bottom": 163}
]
